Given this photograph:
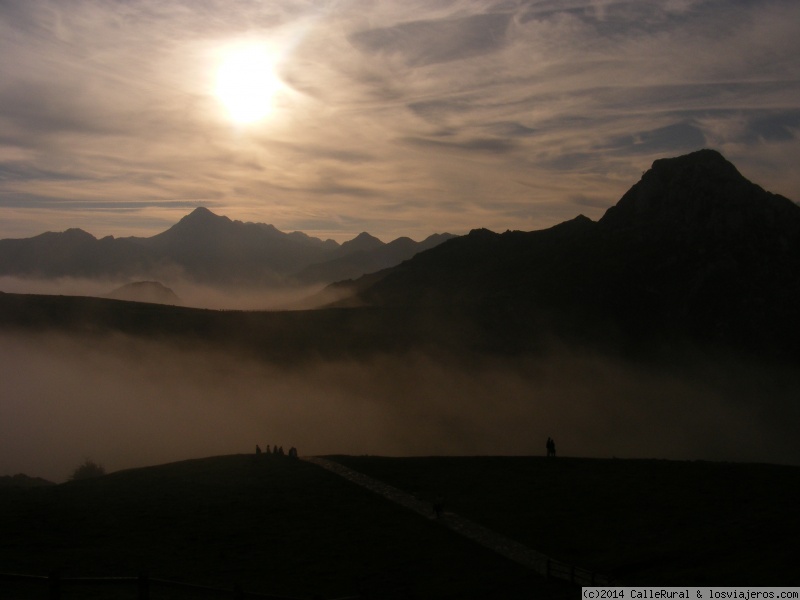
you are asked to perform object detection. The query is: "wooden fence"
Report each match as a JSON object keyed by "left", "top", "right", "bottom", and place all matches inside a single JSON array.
[{"left": 0, "top": 571, "right": 361, "bottom": 600}]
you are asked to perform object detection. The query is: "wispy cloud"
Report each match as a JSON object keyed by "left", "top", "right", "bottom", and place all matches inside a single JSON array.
[{"left": 0, "top": 0, "right": 798, "bottom": 241}]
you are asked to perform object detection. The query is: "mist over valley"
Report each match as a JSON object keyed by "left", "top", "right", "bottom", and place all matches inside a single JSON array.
[{"left": 3, "top": 327, "right": 798, "bottom": 484}]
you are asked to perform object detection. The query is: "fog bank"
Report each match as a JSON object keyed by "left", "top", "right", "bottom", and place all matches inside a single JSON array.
[
  {"left": 1, "top": 332, "right": 798, "bottom": 482},
  {"left": 0, "top": 275, "right": 333, "bottom": 310}
]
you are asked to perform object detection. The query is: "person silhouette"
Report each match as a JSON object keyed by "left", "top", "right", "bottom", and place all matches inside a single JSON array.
[
  {"left": 546, "top": 437, "right": 556, "bottom": 457},
  {"left": 432, "top": 496, "right": 445, "bottom": 519},
  {"left": 256, "top": 444, "right": 262, "bottom": 455}
]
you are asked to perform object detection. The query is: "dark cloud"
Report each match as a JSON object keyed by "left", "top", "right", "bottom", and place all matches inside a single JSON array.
[
  {"left": 485, "top": 122, "right": 538, "bottom": 138},
  {"left": 598, "top": 121, "right": 707, "bottom": 156},
  {"left": 400, "top": 136, "right": 518, "bottom": 154},
  {"left": 0, "top": 164, "right": 84, "bottom": 183},
  {"left": 407, "top": 98, "right": 476, "bottom": 123},
  {"left": 749, "top": 113, "right": 800, "bottom": 142},
  {"left": 0, "top": 194, "right": 219, "bottom": 213},
  {"left": 348, "top": 13, "right": 512, "bottom": 67}
]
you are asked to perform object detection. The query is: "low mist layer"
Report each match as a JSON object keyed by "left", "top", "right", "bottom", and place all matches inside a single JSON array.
[
  {"left": 0, "top": 275, "right": 336, "bottom": 310},
  {"left": 2, "top": 331, "right": 798, "bottom": 483}
]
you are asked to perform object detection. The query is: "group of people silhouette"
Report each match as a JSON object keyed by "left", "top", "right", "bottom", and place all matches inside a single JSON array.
[
  {"left": 255, "top": 444, "right": 298, "bottom": 459},
  {"left": 546, "top": 437, "right": 557, "bottom": 458}
]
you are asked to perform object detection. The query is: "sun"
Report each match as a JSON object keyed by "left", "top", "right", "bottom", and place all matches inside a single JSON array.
[{"left": 214, "top": 43, "right": 281, "bottom": 124}]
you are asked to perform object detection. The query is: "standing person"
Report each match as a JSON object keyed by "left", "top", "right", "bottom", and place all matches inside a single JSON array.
[{"left": 546, "top": 437, "right": 557, "bottom": 457}]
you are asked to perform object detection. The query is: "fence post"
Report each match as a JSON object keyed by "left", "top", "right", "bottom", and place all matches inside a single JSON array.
[
  {"left": 48, "top": 570, "right": 61, "bottom": 600},
  {"left": 138, "top": 571, "right": 150, "bottom": 600}
]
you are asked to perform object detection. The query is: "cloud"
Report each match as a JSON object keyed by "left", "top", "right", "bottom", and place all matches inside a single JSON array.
[
  {"left": 400, "top": 136, "right": 519, "bottom": 155},
  {"left": 598, "top": 121, "right": 707, "bottom": 156},
  {"left": 0, "top": 0, "right": 798, "bottom": 242},
  {"left": 348, "top": 13, "right": 513, "bottom": 67}
]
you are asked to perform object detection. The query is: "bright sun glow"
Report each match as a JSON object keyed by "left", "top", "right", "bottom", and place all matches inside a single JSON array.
[{"left": 215, "top": 43, "right": 281, "bottom": 124}]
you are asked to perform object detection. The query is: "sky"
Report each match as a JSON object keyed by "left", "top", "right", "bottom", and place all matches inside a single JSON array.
[{"left": 1, "top": 0, "right": 799, "bottom": 243}]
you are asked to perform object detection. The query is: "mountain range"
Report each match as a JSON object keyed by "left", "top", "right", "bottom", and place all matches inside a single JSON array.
[
  {"left": 330, "top": 149, "right": 800, "bottom": 359},
  {"left": 0, "top": 207, "right": 455, "bottom": 286},
  {"left": 1, "top": 149, "right": 798, "bottom": 362}
]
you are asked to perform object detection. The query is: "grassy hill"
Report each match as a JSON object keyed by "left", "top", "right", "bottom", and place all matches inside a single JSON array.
[
  {"left": 0, "top": 455, "right": 571, "bottom": 599},
  {"left": 330, "top": 455, "right": 800, "bottom": 586},
  {"left": 2, "top": 455, "right": 798, "bottom": 599},
  {"left": 0, "top": 292, "right": 491, "bottom": 362}
]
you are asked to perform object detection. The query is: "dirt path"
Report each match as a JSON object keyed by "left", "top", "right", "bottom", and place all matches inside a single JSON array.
[{"left": 303, "top": 457, "right": 609, "bottom": 586}]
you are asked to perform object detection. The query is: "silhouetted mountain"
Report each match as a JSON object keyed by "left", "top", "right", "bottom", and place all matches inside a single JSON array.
[
  {"left": 0, "top": 207, "right": 453, "bottom": 286},
  {"left": 337, "top": 231, "right": 384, "bottom": 255},
  {"left": 137, "top": 207, "right": 337, "bottom": 284},
  {"left": 0, "top": 228, "right": 159, "bottom": 278},
  {"left": 106, "top": 281, "right": 182, "bottom": 305},
  {"left": 295, "top": 232, "right": 457, "bottom": 284},
  {"left": 335, "top": 149, "right": 800, "bottom": 359}
]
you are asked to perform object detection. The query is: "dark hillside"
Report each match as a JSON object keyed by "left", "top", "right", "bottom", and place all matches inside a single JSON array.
[
  {"left": 329, "top": 455, "right": 800, "bottom": 586},
  {"left": 339, "top": 150, "right": 800, "bottom": 360},
  {"left": 0, "top": 455, "right": 570, "bottom": 599},
  {"left": 0, "top": 291, "right": 487, "bottom": 361},
  {"left": 3, "top": 454, "right": 797, "bottom": 595}
]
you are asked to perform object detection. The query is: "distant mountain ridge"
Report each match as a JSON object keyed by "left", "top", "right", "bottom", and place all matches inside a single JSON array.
[{"left": 0, "top": 208, "right": 456, "bottom": 286}]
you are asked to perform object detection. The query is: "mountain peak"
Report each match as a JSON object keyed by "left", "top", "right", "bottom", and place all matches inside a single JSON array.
[
  {"left": 599, "top": 148, "right": 798, "bottom": 234},
  {"left": 181, "top": 206, "right": 226, "bottom": 223},
  {"left": 353, "top": 231, "right": 382, "bottom": 242},
  {"left": 158, "top": 207, "right": 233, "bottom": 239},
  {"left": 340, "top": 232, "right": 384, "bottom": 255},
  {"left": 61, "top": 228, "right": 96, "bottom": 241},
  {"left": 651, "top": 147, "right": 730, "bottom": 170}
]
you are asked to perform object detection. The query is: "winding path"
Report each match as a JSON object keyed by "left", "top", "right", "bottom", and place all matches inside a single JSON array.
[{"left": 302, "top": 456, "right": 609, "bottom": 586}]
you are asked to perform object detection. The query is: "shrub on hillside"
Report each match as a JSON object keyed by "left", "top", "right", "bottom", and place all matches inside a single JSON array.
[{"left": 70, "top": 459, "right": 106, "bottom": 481}]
